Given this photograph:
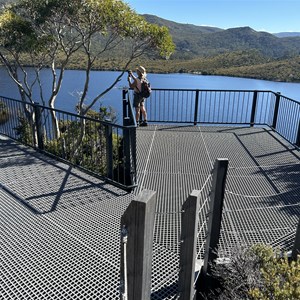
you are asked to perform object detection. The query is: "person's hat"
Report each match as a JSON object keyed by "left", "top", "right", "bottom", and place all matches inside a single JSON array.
[{"left": 136, "top": 66, "right": 146, "bottom": 76}]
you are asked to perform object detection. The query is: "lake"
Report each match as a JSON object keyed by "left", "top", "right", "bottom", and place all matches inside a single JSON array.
[{"left": 1, "top": 66, "right": 300, "bottom": 120}]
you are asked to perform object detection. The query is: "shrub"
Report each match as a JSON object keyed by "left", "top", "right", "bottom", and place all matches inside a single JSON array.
[
  {"left": 249, "top": 245, "right": 300, "bottom": 300},
  {"left": 204, "top": 244, "right": 300, "bottom": 300},
  {"left": 14, "top": 114, "right": 34, "bottom": 145},
  {"left": 0, "top": 100, "right": 10, "bottom": 124}
]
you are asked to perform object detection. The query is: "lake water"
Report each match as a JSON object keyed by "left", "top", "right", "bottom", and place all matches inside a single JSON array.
[{"left": 1, "top": 66, "right": 300, "bottom": 119}]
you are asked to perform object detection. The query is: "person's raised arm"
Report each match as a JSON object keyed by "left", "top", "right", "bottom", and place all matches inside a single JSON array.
[{"left": 128, "top": 71, "right": 137, "bottom": 89}]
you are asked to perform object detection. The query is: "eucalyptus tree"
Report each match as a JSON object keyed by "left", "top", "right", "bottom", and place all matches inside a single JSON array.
[{"left": 0, "top": 0, "right": 175, "bottom": 141}]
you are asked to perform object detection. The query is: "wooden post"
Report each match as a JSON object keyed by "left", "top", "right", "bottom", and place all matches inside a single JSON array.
[
  {"left": 120, "top": 190, "right": 157, "bottom": 300},
  {"left": 291, "top": 218, "right": 300, "bottom": 261},
  {"left": 202, "top": 158, "right": 228, "bottom": 277},
  {"left": 178, "top": 190, "right": 200, "bottom": 300}
]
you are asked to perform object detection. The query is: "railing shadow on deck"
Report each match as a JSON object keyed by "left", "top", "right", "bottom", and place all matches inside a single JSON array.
[
  {"left": 0, "top": 135, "right": 129, "bottom": 215},
  {"left": 1, "top": 161, "right": 130, "bottom": 215}
]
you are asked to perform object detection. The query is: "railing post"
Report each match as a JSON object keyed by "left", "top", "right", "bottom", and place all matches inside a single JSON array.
[
  {"left": 250, "top": 91, "right": 258, "bottom": 126},
  {"left": 123, "top": 89, "right": 129, "bottom": 121},
  {"left": 120, "top": 190, "right": 157, "bottom": 300},
  {"left": 291, "top": 218, "right": 300, "bottom": 261},
  {"left": 123, "top": 117, "right": 133, "bottom": 187},
  {"left": 295, "top": 120, "right": 300, "bottom": 147},
  {"left": 194, "top": 90, "right": 200, "bottom": 125},
  {"left": 272, "top": 92, "right": 281, "bottom": 129},
  {"left": 129, "top": 125, "right": 137, "bottom": 185},
  {"left": 178, "top": 190, "right": 200, "bottom": 300},
  {"left": 122, "top": 88, "right": 137, "bottom": 187},
  {"left": 202, "top": 158, "right": 228, "bottom": 277},
  {"left": 33, "top": 103, "right": 44, "bottom": 150},
  {"left": 105, "top": 123, "right": 113, "bottom": 180}
]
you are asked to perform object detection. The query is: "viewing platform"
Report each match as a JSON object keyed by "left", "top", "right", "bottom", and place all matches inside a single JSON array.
[
  {"left": 0, "top": 88, "right": 299, "bottom": 299},
  {"left": 1, "top": 124, "right": 299, "bottom": 299}
]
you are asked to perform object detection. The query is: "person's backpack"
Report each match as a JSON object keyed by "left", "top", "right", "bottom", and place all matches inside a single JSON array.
[{"left": 139, "top": 78, "right": 151, "bottom": 98}]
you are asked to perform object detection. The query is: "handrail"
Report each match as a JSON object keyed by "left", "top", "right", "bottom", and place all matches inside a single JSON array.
[
  {"left": 0, "top": 88, "right": 299, "bottom": 190},
  {"left": 131, "top": 88, "right": 300, "bottom": 146},
  {"left": 0, "top": 95, "right": 137, "bottom": 190}
]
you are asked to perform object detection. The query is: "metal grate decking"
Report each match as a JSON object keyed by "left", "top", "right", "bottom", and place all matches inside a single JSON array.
[
  {"left": 135, "top": 125, "right": 300, "bottom": 299},
  {"left": 0, "top": 136, "right": 134, "bottom": 299},
  {"left": 1, "top": 125, "right": 299, "bottom": 299}
]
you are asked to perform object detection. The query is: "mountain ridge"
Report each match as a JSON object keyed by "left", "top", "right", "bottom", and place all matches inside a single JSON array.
[
  {"left": 142, "top": 14, "right": 300, "bottom": 59},
  {"left": 1, "top": 3, "right": 300, "bottom": 82}
]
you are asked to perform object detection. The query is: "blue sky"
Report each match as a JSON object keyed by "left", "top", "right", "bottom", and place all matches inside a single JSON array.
[{"left": 125, "top": 0, "right": 300, "bottom": 33}]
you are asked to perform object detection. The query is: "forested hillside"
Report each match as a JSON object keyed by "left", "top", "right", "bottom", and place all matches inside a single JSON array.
[
  {"left": 131, "top": 15, "right": 300, "bottom": 82},
  {"left": 1, "top": 0, "right": 300, "bottom": 82},
  {"left": 142, "top": 15, "right": 300, "bottom": 59}
]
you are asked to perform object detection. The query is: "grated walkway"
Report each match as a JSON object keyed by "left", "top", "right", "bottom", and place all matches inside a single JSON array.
[
  {"left": 1, "top": 125, "right": 299, "bottom": 299},
  {"left": 0, "top": 136, "right": 134, "bottom": 299},
  {"left": 136, "top": 125, "right": 300, "bottom": 299}
]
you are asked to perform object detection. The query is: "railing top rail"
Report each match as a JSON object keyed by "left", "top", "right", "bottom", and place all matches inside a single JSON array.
[
  {"left": 275, "top": 93, "right": 300, "bottom": 104},
  {"left": 150, "top": 88, "right": 275, "bottom": 93}
]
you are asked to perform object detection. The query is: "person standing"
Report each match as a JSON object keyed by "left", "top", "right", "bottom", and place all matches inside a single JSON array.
[{"left": 127, "top": 66, "right": 148, "bottom": 126}]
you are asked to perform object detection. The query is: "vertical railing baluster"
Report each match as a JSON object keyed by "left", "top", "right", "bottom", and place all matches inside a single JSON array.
[
  {"left": 194, "top": 90, "right": 200, "bottom": 125},
  {"left": 105, "top": 122, "right": 113, "bottom": 180}
]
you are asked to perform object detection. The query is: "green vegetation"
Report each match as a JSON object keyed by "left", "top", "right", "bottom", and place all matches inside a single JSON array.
[
  {"left": 145, "top": 53, "right": 300, "bottom": 82},
  {"left": 14, "top": 114, "right": 34, "bottom": 145},
  {"left": 0, "top": 100, "right": 9, "bottom": 124},
  {"left": 14, "top": 106, "right": 123, "bottom": 178},
  {"left": 101, "top": 50, "right": 299, "bottom": 83},
  {"left": 204, "top": 244, "right": 300, "bottom": 300},
  {"left": 0, "top": 0, "right": 174, "bottom": 147}
]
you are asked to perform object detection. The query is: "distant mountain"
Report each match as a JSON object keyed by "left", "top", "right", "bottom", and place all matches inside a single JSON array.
[
  {"left": 143, "top": 15, "right": 300, "bottom": 59},
  {"left": 274, "top": 32, "right": 300, "bottom": 38},
  {"left": 142, "top": 14, "right": 223, "bottom": 35}
]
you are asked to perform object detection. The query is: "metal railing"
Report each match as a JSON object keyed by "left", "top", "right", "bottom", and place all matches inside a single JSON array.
[
  {"left": 1, "top": 88, "right": 299, "bottom": 189},
  {"left": 137, "top": 88, "right": 300, "bottom": 146},
  {"left": 0, "top": 93, "right": 137, "bottom": 190}
]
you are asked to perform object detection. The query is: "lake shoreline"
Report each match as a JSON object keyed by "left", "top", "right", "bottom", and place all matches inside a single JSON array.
[{"left": 2, "top": 60, "right": 299, "bottom": 84}]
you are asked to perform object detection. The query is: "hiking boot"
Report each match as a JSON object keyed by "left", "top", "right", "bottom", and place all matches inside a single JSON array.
[{"left": 140, "top": 121, "right": 148, "bottom": 127}]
